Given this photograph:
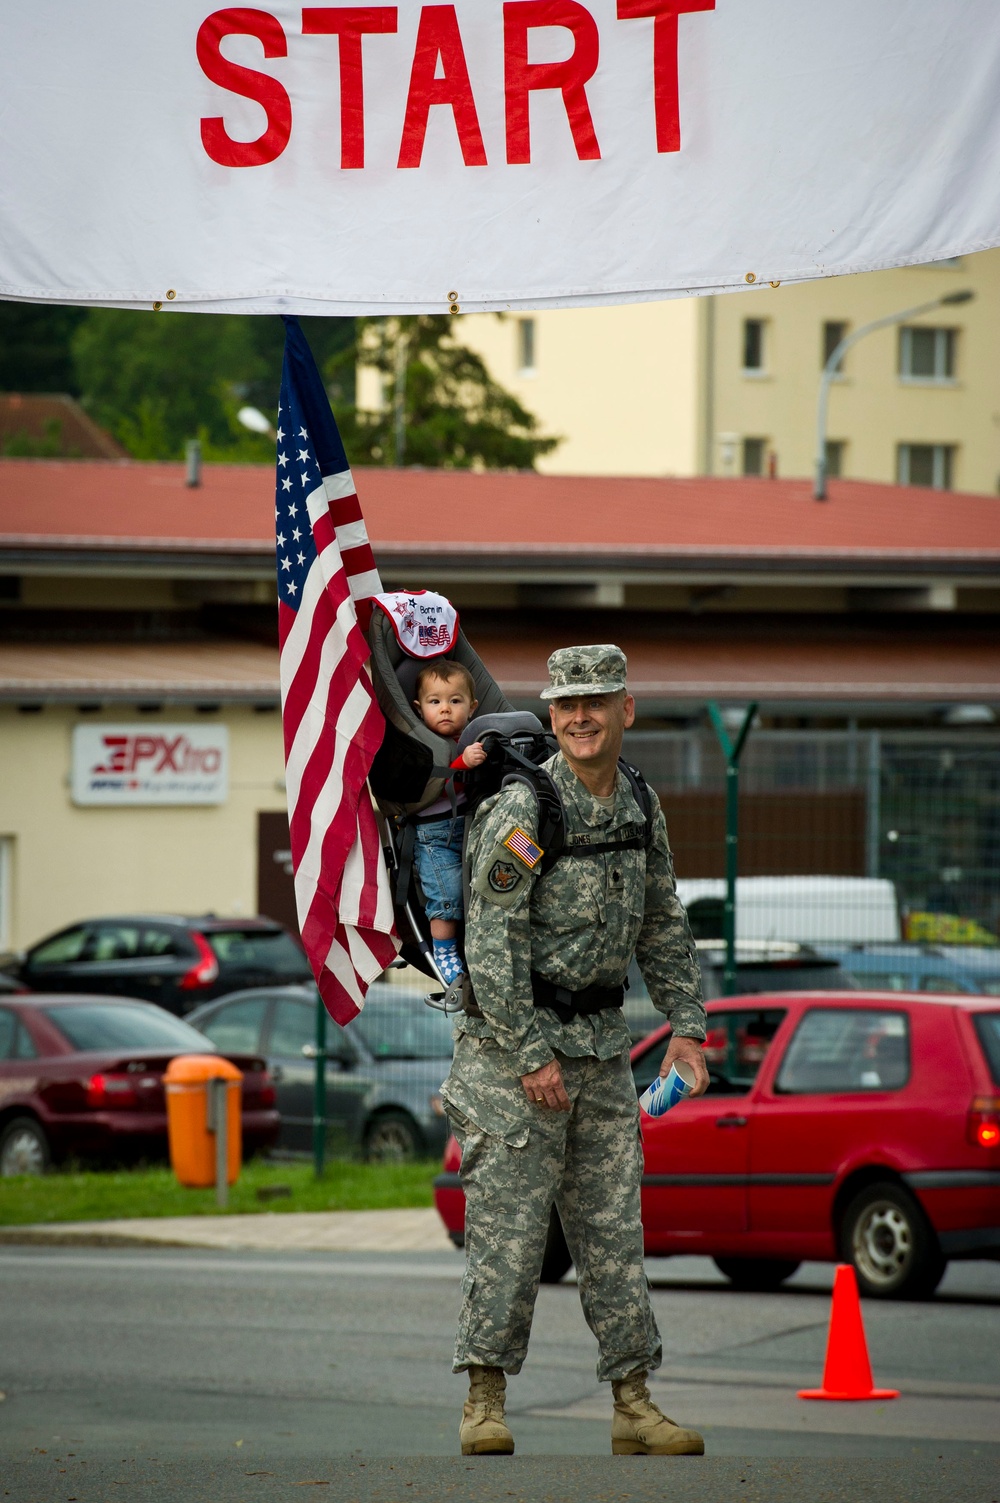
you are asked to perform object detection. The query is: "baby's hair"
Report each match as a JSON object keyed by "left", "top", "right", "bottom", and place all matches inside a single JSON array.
[{"left": 415, "top": 659, "right": 476, "bottom": 700}]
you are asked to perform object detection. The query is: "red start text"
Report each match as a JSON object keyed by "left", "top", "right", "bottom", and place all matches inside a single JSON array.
[{"left": 197, "top": 1, "right": 714, "bottom": 168}]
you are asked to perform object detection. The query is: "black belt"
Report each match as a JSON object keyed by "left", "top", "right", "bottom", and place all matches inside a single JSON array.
[{"left": 530, "top": 970, "right": 626, "bottom": 1025}]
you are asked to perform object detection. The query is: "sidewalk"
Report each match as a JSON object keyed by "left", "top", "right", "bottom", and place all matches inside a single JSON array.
[{"left": 0, "top": 1207, "right": 455, "bottom": 1252}]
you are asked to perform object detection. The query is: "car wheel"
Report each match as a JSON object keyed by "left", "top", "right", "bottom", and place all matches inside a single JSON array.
[
  {"left": 839, "top": 1181, "right": 945, "bottom": 1300},
  {"left": 539, "top": 1206, "right": 573, "bottom": 1284},
  {"left": 364, "top": 1111, "right": 421, "bottom": 1163},
  {"left": 713, "top": 1257, "right": 801, "bottom": 1291},
  {"left": 0, "top": 1116, "right": 51, "bottom": 1176}
]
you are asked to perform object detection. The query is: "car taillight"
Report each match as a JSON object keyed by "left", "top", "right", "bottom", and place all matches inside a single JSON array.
[
  {"left": 87, "top": 1072, "right": 139, "bottom": 1109},
  {"left": 257, "top": 1072, "right": 276, "bottom": 1109},
  {"left": 179, "top": 932, "right": 220, "bottom": 990},
  {"left": 967, "top": 1096, "right": 1000, "bottom": 1148}
]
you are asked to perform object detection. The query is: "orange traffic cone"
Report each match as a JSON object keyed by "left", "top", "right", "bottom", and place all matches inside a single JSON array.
[{"left": 798, "top": 1263, "right": 899, "bottom": 1401}]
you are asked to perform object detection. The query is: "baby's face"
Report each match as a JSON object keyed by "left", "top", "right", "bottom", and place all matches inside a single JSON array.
[{"left": 416, "top": 676, "right": 477, "bottom": 738}]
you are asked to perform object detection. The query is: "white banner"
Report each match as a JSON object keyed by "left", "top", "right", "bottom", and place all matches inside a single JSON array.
[
  {"left": 2, "top": 2, "right": 999, "bottom": 315},
  {"left": 71, "top": 725, "right": 229, "bottom": 806}
]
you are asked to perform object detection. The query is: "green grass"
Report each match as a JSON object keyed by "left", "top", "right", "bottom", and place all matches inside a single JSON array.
[{"left": 0, "top": 1157, "right": 438, "bottom": 1226}]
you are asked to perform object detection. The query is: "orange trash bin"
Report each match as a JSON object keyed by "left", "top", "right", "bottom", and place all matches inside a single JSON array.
[{"left": 164, "top": 1054, "right": 243, "bottom": 1188}]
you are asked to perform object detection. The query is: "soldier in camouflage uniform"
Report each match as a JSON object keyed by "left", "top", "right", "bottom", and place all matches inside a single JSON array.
[{"left": 441, "top": 644, "right": 709, "bottom": 1458}]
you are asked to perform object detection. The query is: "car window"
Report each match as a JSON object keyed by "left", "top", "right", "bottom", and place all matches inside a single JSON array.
[
  {"left": 87, "top": 924, "right": 144, "bottom": 962},
  {"left": 267, "top": 997, "right": 356, "bottom": 1062},
  {"left": 29, "top": 925, "right": 89, "bottom": 966},
  {"left": 972, "top": 1013, "right": 1000, "bottom": 1085},
  {"left": 858, "top": 971, "right": 910, "bottom": 992},
  {"left": 351, "top": 997, "right": 454, "bottom": 1059},
  {"left": 920, "top": 975, "right": 971, "bottom": 994},
  {"left": 196, "top": 996, "right": 269, "bottom": 1054},
  {"left": 775, "top": 1008, "right": 910, "bottom": 1094},
  {"left": 629, "top": 1009, "right": 786, "bottom": 1098},
  {"left": 43, "top": 1003, "right": 212, "bottom": 1053},
  {"left": 0, "top": 1007, "right": 17, "bottom": 1058},
  {"left": 205, "top": 929, "right": 308, "bottom": 977},
  {"left": 141, "top": 928, "right": 187, "bottom": 958}
]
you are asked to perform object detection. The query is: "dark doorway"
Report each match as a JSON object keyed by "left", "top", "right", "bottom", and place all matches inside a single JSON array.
[{"left": 257, "top": 810, "right": 299, "bottom": 935}]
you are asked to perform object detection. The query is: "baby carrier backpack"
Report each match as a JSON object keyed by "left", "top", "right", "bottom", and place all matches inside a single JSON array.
[{"left": 366, "top": 596, "right": 654, "bottom": 1002}]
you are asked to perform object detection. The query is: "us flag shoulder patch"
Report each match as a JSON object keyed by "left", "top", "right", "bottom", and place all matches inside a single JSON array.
[{"left": 503, "top": 827, "right": 543, "bottom": 869}]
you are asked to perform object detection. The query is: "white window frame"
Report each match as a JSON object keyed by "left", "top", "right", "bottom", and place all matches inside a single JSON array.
[
  {"left": 897, "top": 443, "right": 955, "bottom": 490},
  {"left": 898, "top": 326, "right": 957, "bottom": 385}
]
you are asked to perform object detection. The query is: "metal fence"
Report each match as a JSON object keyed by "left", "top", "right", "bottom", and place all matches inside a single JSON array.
[{"left": 622, "top": 725, "right": 1000, "bottom": 993}]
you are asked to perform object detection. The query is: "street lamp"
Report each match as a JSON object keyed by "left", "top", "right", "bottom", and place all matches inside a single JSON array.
[{"left": 813, "top": 288, "right": 974, "bottom": 500}]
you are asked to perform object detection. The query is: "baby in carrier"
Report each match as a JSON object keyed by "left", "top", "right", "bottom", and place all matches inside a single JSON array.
[{"left": 411, "top": 659, "right": 487, "bottom": 984}]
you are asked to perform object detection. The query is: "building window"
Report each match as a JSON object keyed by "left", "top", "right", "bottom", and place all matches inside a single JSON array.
[
  {"left": 517, "top": 318, "right": 536, "bottom": 374},
  {"left": 824, "top": 440, "right": 845, "bottom": 479},
  {"left": 742, "top": 319, "right": 765, "bottom": 372},
  {"left": 742, "top": 437, "right": 767, "bottom": 476},
  {"left": 898, "top": 326, "right": 956, "bottom": 382},
  {"left": 897, "top": 443, "right": 955, "bottom": 490},
  {"left": 822, "top": 321, "right": 848, "bottom": 371}
]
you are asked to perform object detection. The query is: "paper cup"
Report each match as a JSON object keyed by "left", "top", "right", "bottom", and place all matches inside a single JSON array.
[{"left": 639, "top": 1059, "right": 696, "bottom": 1117}]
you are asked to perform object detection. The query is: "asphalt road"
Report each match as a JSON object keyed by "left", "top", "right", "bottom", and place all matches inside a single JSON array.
[{"left": 1, "top": 1249, "right": 998, "bottom": 1503}]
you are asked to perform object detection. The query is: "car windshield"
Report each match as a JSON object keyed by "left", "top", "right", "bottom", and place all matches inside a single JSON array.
[
  {"left": 973, "top": 1013, "right": 1000, "bottom": 1085},
  {"left": 351, "top": 995, "right": 454, "bottom": 1059},
  {"left": 205, "top": 928, "right": 309, "bottom": 976},
  {"left": 44, "top": 1004, "right": 214, "bottom": 1053}
]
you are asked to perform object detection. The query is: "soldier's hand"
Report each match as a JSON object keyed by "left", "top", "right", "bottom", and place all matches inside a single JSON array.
[
  {"left": 660, "top": 1034, "right": 709, "bottom": 1097},
  {"left": 521, "top": 1059, "right": 571, "bottom": 1111}
]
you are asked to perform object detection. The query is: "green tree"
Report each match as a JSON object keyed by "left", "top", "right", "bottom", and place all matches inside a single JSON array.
[
  {"left": 327, "top": 315, "right": 559, "bottom": 469},
  {"left": 70, "top": 310, "right": 355, "bottom": 461},
  {"left": 0, "top": 303, "right": 88, "bottom": 393}
]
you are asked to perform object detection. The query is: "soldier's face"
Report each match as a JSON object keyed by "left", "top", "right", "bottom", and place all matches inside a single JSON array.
[{"left": 548, "top": 691, "right": 636, "bottom": 773}]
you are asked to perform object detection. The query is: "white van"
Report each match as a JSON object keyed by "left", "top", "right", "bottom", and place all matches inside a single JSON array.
[{"left": 675, "top": 876, "right": 901, "bottom": 945}]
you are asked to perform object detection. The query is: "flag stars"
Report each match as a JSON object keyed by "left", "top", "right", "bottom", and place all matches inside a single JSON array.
[
  {"left": 281, "top": 477, "right": 292, "bottom": 491},
  {"left": 287, "top": 580, "right": 297, "bottom": 596},
  {"left": 298, "top": 426, "right": 308, "bottom": 439},
  {"left": 277, "top": 451, "right": 288, "bottom": 467},
  {"left": 277, "top": 532, "right": 286, "bottom": 547},
  {"left": 297, "top": 552, "right": 306, "bottom": 565},
  {"left": 288, "top": 502, "right": 298, "bottom": 516},
  {"left": 297, "top": 448, "right": 309, "bottom": 463},
  {"left": 300, "top": 471, "right": 311, "bottom": 486},
  {"left": 276, "top": 426, "right": 284, "bottom": 441},
  {"left": 292, "top": 527, "right": 301, "bottom": 541},
  {"left": 281, "top": 556, "right": 292, "bottom": 572}
]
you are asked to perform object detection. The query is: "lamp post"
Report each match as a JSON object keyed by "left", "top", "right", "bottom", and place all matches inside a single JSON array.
[{"left": 813, "top": 289, "right": 974, "bottom": 501}]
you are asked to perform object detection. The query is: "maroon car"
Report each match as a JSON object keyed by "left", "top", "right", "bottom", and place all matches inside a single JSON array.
[{"left": 0, "top": 994, "right": 279, "bottom": 1174}]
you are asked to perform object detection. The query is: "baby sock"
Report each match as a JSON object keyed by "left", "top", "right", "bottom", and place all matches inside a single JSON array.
[{"left": 433, "top": 938, "right": 464, "bottom": 985}]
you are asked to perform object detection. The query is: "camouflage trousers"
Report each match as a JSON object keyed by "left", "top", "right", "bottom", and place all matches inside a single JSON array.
[{"left": 442, "top": 1033, "right": 661, "bottom": 1382}]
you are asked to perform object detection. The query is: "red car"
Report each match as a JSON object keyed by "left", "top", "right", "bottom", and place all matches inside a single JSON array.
[
  {"left": 0, "top": 994, "right": 280, "bottom": 1174},
  {"left": 434, "top": 992, "right": 1000, "bottom": 1299}
]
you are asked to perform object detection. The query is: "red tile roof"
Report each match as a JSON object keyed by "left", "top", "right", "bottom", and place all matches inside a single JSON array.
[
  {"left": 1, "top": 460, "right": 998, "bottom": 562},
  {"left": 0, "top": 398, "right": 128, "bottom": 461}
]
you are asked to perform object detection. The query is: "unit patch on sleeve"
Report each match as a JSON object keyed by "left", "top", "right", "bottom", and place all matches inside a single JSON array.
[
  {"left": 502, "top": 827, "right": 543, "bottom": 869},
  {"left": 488, "top": 860, "right": 521, "bottom": 893}
]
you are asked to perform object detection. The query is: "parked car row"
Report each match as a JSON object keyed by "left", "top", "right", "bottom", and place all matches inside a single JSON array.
[
  {"left": 1, "top": 913, "right": 313, "bottom": 1015},
  {"left": 188, "top": 983, "right": 452, "bottom": 1160},
  {"left": 435, "top": 991, "right": 1000, "bottom": 1300},
  {"left": 0, "top": 995, "right": 280, "bottom": 1175}
]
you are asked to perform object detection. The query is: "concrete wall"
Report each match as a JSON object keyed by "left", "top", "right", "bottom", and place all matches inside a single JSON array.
[{"left": 0, "top": 706, "right": 287, "bottom": 951}]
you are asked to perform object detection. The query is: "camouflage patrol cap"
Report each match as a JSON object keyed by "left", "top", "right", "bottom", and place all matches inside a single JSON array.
[{"left": 540, "top": 644, "right": 628, "bottom": 700}]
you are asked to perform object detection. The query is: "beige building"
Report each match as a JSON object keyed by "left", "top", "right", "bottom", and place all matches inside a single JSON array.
[{"left": 455, "top": 251, "right": 1000, "bottom": 493}]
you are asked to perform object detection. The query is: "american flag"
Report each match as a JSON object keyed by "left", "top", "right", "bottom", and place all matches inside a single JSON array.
[{"left": 275, "top": 316, "right": 399, "bottom": 1024}]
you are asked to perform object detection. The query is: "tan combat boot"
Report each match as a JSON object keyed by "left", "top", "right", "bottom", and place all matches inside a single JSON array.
[
  {"left": 611, "top": 1371, "right": 705, "bottom": 1456},
  {"left": 459, "top": 1365, "right": 515, "bottom": 1456}
]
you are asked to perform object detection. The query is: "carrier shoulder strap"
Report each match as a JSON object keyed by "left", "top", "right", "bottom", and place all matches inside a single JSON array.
[{"left": 492, "top": 750, "right": 653, "bottom": 877}]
